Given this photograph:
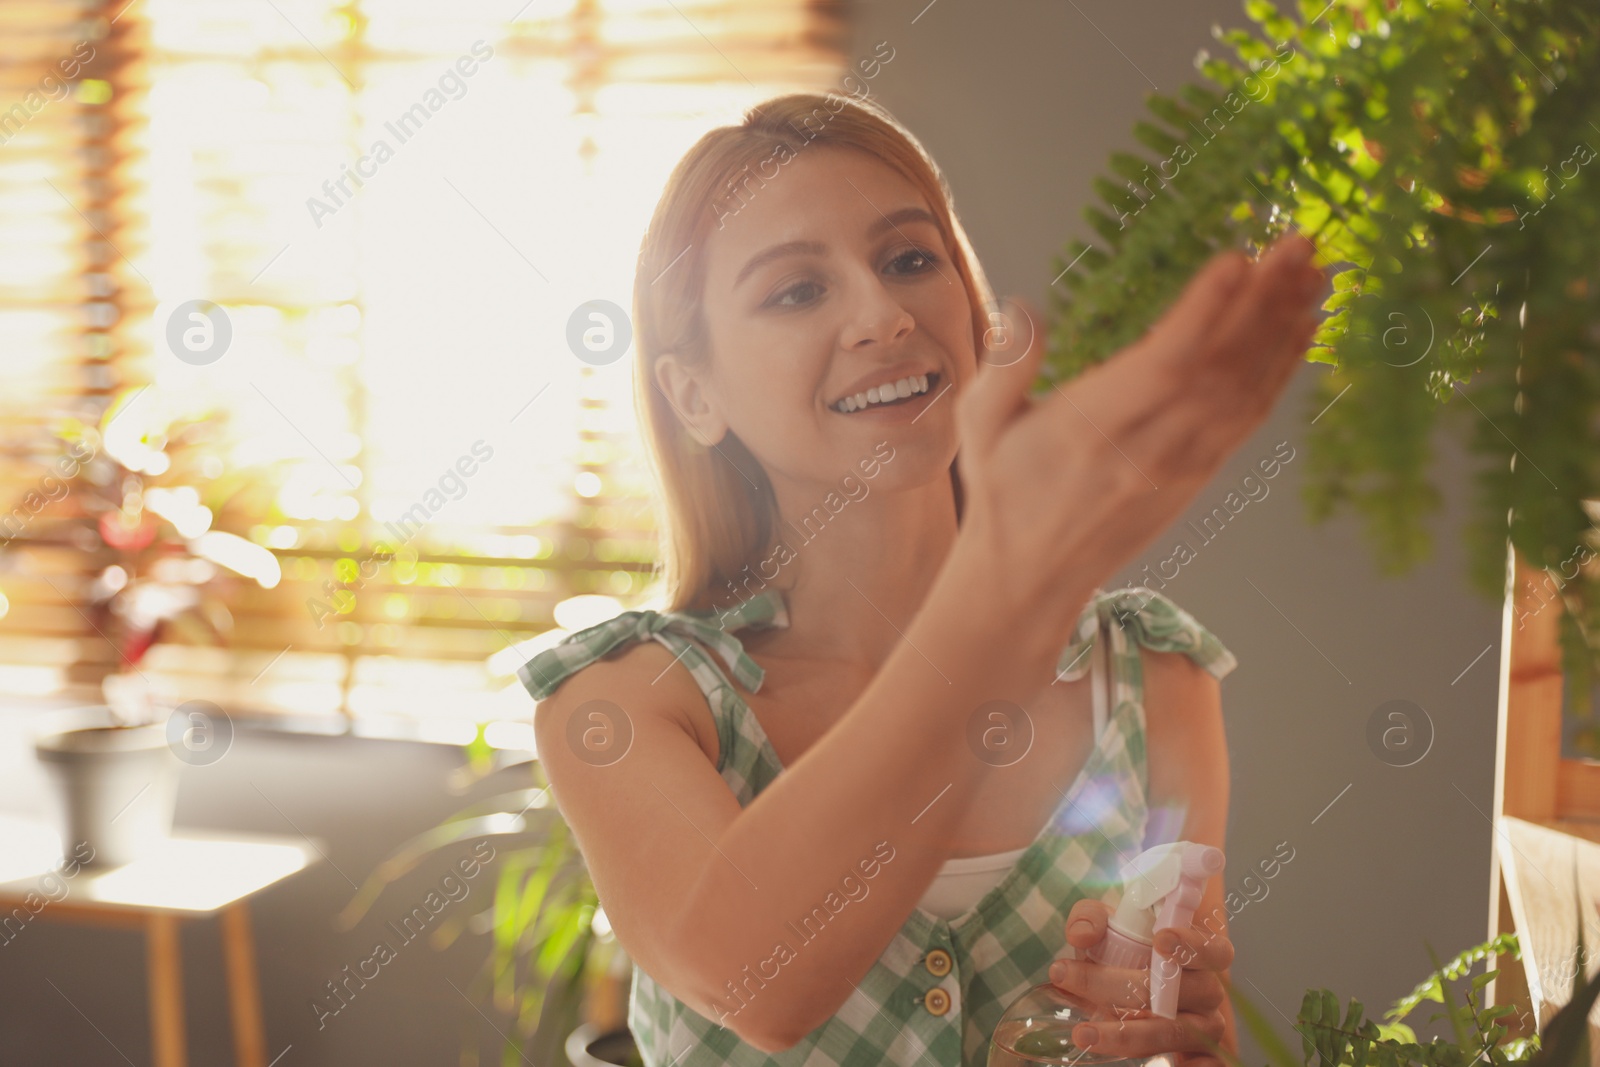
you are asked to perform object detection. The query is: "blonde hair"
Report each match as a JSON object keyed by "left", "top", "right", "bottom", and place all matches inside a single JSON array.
[{"left": 632, "top": 91, "right": 996, "bottom": 615}]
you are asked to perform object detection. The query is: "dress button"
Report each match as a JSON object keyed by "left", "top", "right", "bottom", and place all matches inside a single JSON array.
[
  {"left": 924, "top": 986, "right": 951, "bottom": 1016},
  {"left": 924, "top": 948, "right": 953, "bottom": 977}
]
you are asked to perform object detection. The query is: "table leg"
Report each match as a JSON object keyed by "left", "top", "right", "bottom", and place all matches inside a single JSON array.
[
  {"left": 221, "top": 901, "right": 267, "bottom": 1067},
  {"left": 146, "top": 913, "right": 187, "bottom": 1067}
]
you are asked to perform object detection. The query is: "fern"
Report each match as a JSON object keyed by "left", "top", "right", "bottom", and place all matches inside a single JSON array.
[{"left": 1044, "top": 0, "right": 1600, "bottom": 724}]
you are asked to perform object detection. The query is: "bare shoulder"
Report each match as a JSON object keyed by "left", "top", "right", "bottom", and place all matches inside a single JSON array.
[
  {"left": 533, "top": 636, "right": 721, "bottom": 770},
  {"left": 526, "top": 632, "right": 753, "bottom": 1027},
  {"left": 1138, "top": 643, "right": 1219, "bottom": 702},
  {"left": 1138, "top": 645, "right": 1227, "bottom": 810}
]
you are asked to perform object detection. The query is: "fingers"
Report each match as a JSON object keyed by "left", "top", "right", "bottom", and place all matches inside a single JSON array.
[
  {"left": 1049, "top": 955, "right": 1152, "bottom": 1009},
  {"left": 1169, "top": 969, "right": 1228, "bottom": 1013},
  {"left": 955, "top": 296, "right": 1046, "bottom": 457},
  {"left": 1051, "top": 954, "right": 1228, "bottom": 1014},
  {"left": 1155, "top": 924, "right": 1236, "bottom": 975},
  {"left": 1122, "top": 234, "right": 1319, "bottom": 467},
  {"left": 1207, "top": 234, "right": 1324, "bottom": 381},
  {"left": 1063, "top": 897, "right": 1112, "bottom": 950},
  {"left": 1140, "top": 247, "right": 1252, "bottom": 352},
  {"left": 1062, "top": 901, "right": 1234, "bottom": 972},
  {"left": 1040, "top": 234, "right": 1322, "bottom": 479},
  {"left": 1073, "top": 1009, "right": 1227, "bottom": 1058}
]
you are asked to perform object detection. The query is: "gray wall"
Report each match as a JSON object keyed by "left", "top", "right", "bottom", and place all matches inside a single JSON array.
[{"left": 848, "top": 0, "right": 1502, "bottom": 1047}]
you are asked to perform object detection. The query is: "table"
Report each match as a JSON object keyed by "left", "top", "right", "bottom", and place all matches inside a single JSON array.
[{"left": 0, "top": 816, "right": 320, "bottom": 1067}]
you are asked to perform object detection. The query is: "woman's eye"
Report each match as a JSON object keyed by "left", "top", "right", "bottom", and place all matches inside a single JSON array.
[
  {"left": 887, "top": 247, "right": 937, "bottom": 274},
  {"left": 766, "top": 280, "right": 823, "bottom": 308}
]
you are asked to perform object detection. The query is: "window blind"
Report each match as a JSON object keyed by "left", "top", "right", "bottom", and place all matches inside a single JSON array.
[{"left": 0, "top": 0, "right": 847, "bottom": 741}]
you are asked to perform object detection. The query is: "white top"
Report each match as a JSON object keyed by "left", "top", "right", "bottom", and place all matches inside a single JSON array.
[{"left": 915, "top": 620, "right": 1111, "bottom": 920}]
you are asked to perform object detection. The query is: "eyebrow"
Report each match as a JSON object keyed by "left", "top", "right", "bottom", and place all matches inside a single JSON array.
[{"left": 731, "top": 206, "right": 943, "bottom": 290}]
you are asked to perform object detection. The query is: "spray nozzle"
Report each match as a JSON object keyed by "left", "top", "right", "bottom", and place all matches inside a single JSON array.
[{"left": 1091, "top": 841, "right": 1224, "bottom": 1019}]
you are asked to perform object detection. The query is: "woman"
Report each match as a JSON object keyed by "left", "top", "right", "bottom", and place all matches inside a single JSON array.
[{"left": 520, "top": 91, "right": 1324, "bottom": 1066}]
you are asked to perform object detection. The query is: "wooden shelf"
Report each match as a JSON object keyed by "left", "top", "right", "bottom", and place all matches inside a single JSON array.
[{"left": 1493, "top": 547, "right": 1596, "bottom": 1041}]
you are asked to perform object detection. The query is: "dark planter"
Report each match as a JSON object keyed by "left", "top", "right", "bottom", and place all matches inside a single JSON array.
[
  {"left": 34, "top": 714, "right": 178, "bottom": 868},
  {"left": 565, "top": 1022, "right": 644, "bottom": 1067}
]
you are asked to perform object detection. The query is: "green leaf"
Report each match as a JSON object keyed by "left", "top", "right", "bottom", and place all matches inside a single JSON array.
[
  {"left": 465, "top": 719, "right": 493, "bottom": 769},
  {"left": 1377, "top": 1022, "right": 1417, "bottom": 1044},
  {"left": 1426, "top": 942, "right": 1473, "bottom": 1050},
  {"left": 534, "top": 899, "right": 593, "bottom": 976},
  {"left": 1134, "top": 120, "right": 1182, "bottom": 157},
  {"left": 1388, "top": 935, "right": 1521, "bottom": 1021},
  {"left": 1177, "top": 84, "right": 1224, "bottom": 115},
  {"left": 1146, "top": 93, "right": 1195, "bottom": 130},
  {"left": 1244, "top": 0, "right": 1280, "bottom": 25},
  {"left": 1331, "top": 267, "right": 1367, "bottom": 292},
  {"left": 1110, "top": 151, "right": 1151, "bottom": 184},
  {"left": 1092, "top": 176, "right": 1133, "bottom": 213},
  {"left": 1085, "top": 204, "right": 1129, "bottom": 245}
]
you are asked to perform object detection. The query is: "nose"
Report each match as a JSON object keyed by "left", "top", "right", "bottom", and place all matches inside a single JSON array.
[{"left": 839, "top": 273, "right": 914, "bottom": 350}]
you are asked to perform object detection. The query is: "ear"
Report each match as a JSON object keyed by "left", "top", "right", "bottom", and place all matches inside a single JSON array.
[{"left": 653, "top": 353, "right": 729, "bottom": 448}]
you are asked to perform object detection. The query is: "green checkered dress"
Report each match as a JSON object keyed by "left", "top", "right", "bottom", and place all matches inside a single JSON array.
[{"left": 517, "top": 584, "right": 1237, "bottom": 1067}]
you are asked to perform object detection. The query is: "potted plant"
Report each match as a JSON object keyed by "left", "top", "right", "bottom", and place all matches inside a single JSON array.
[
  {"left": 1044, "top": 0, "right": 1600, "bottom": 736},
  {"left": 10, "top": 387, "right": 285, "bottom": 866},
  {"left": 337, "top": 736, "right": 639, "bottom": 1066}
]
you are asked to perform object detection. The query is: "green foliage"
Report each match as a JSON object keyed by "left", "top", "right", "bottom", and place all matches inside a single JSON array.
[
  {"left": 1044, "top": 0, "right": 1600, "bottom": 721},
  {"left": 1220, "top": 932, "right": 1549, "bottom": 1067},
  {"left": 1211, "top": 880, "right": 1600, "bottom": 1067},
  {"left": 339, "top": 757, "right": 620, "bottom": 1067}
]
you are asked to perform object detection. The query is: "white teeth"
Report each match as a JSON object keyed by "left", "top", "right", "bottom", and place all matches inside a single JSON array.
[{"left": 833, "top": 373, "right": 934, "bottom": 413}]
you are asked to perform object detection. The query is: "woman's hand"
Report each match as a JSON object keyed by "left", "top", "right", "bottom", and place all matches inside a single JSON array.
[
  {"left": 1048, "top": 898, "right": 1236, "bottom": 1067},
  {"left": 950, "top": 234, "right": 1326, "bottom": 649}
]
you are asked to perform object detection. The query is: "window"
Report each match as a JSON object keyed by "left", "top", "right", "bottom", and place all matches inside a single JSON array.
[{"left": 0, "top": 0, "right": 846, "bottom": 741}]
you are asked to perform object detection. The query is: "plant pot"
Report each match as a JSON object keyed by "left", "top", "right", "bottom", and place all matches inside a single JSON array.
[
  {"left": 564, "top": 1022, "right": 643, "bottom": 1067},
  {"left": 34, "top": 717, "right": 179, "bottom": 869}
]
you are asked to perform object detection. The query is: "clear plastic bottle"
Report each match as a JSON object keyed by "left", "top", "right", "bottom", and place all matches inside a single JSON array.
[{"left": 986, "top": 842, "right": 1225, "bottom": 1067}]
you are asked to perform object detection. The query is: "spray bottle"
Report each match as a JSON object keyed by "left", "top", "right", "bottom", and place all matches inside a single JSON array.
[{"left": 986, "top": 842, "right": 1225, "bottom": 1067}]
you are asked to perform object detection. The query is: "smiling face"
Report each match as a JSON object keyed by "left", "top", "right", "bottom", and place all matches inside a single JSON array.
[{"left": 654, "top": 144, "right": 980, "bottom": 503}]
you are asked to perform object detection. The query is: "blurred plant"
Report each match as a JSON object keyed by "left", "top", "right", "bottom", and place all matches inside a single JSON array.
[
  {"left": 1220, "top": 886, "right": 1600, "bottom": 1067},
  {"left": 337, "top": 735, "right": 636, "bottom": 1067},
  {"left": 1044, "top": 0, "right": 1600, "bottom": 735},
  {"left": 0, "top": 388, "right": 286, "bottom": 724}
]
